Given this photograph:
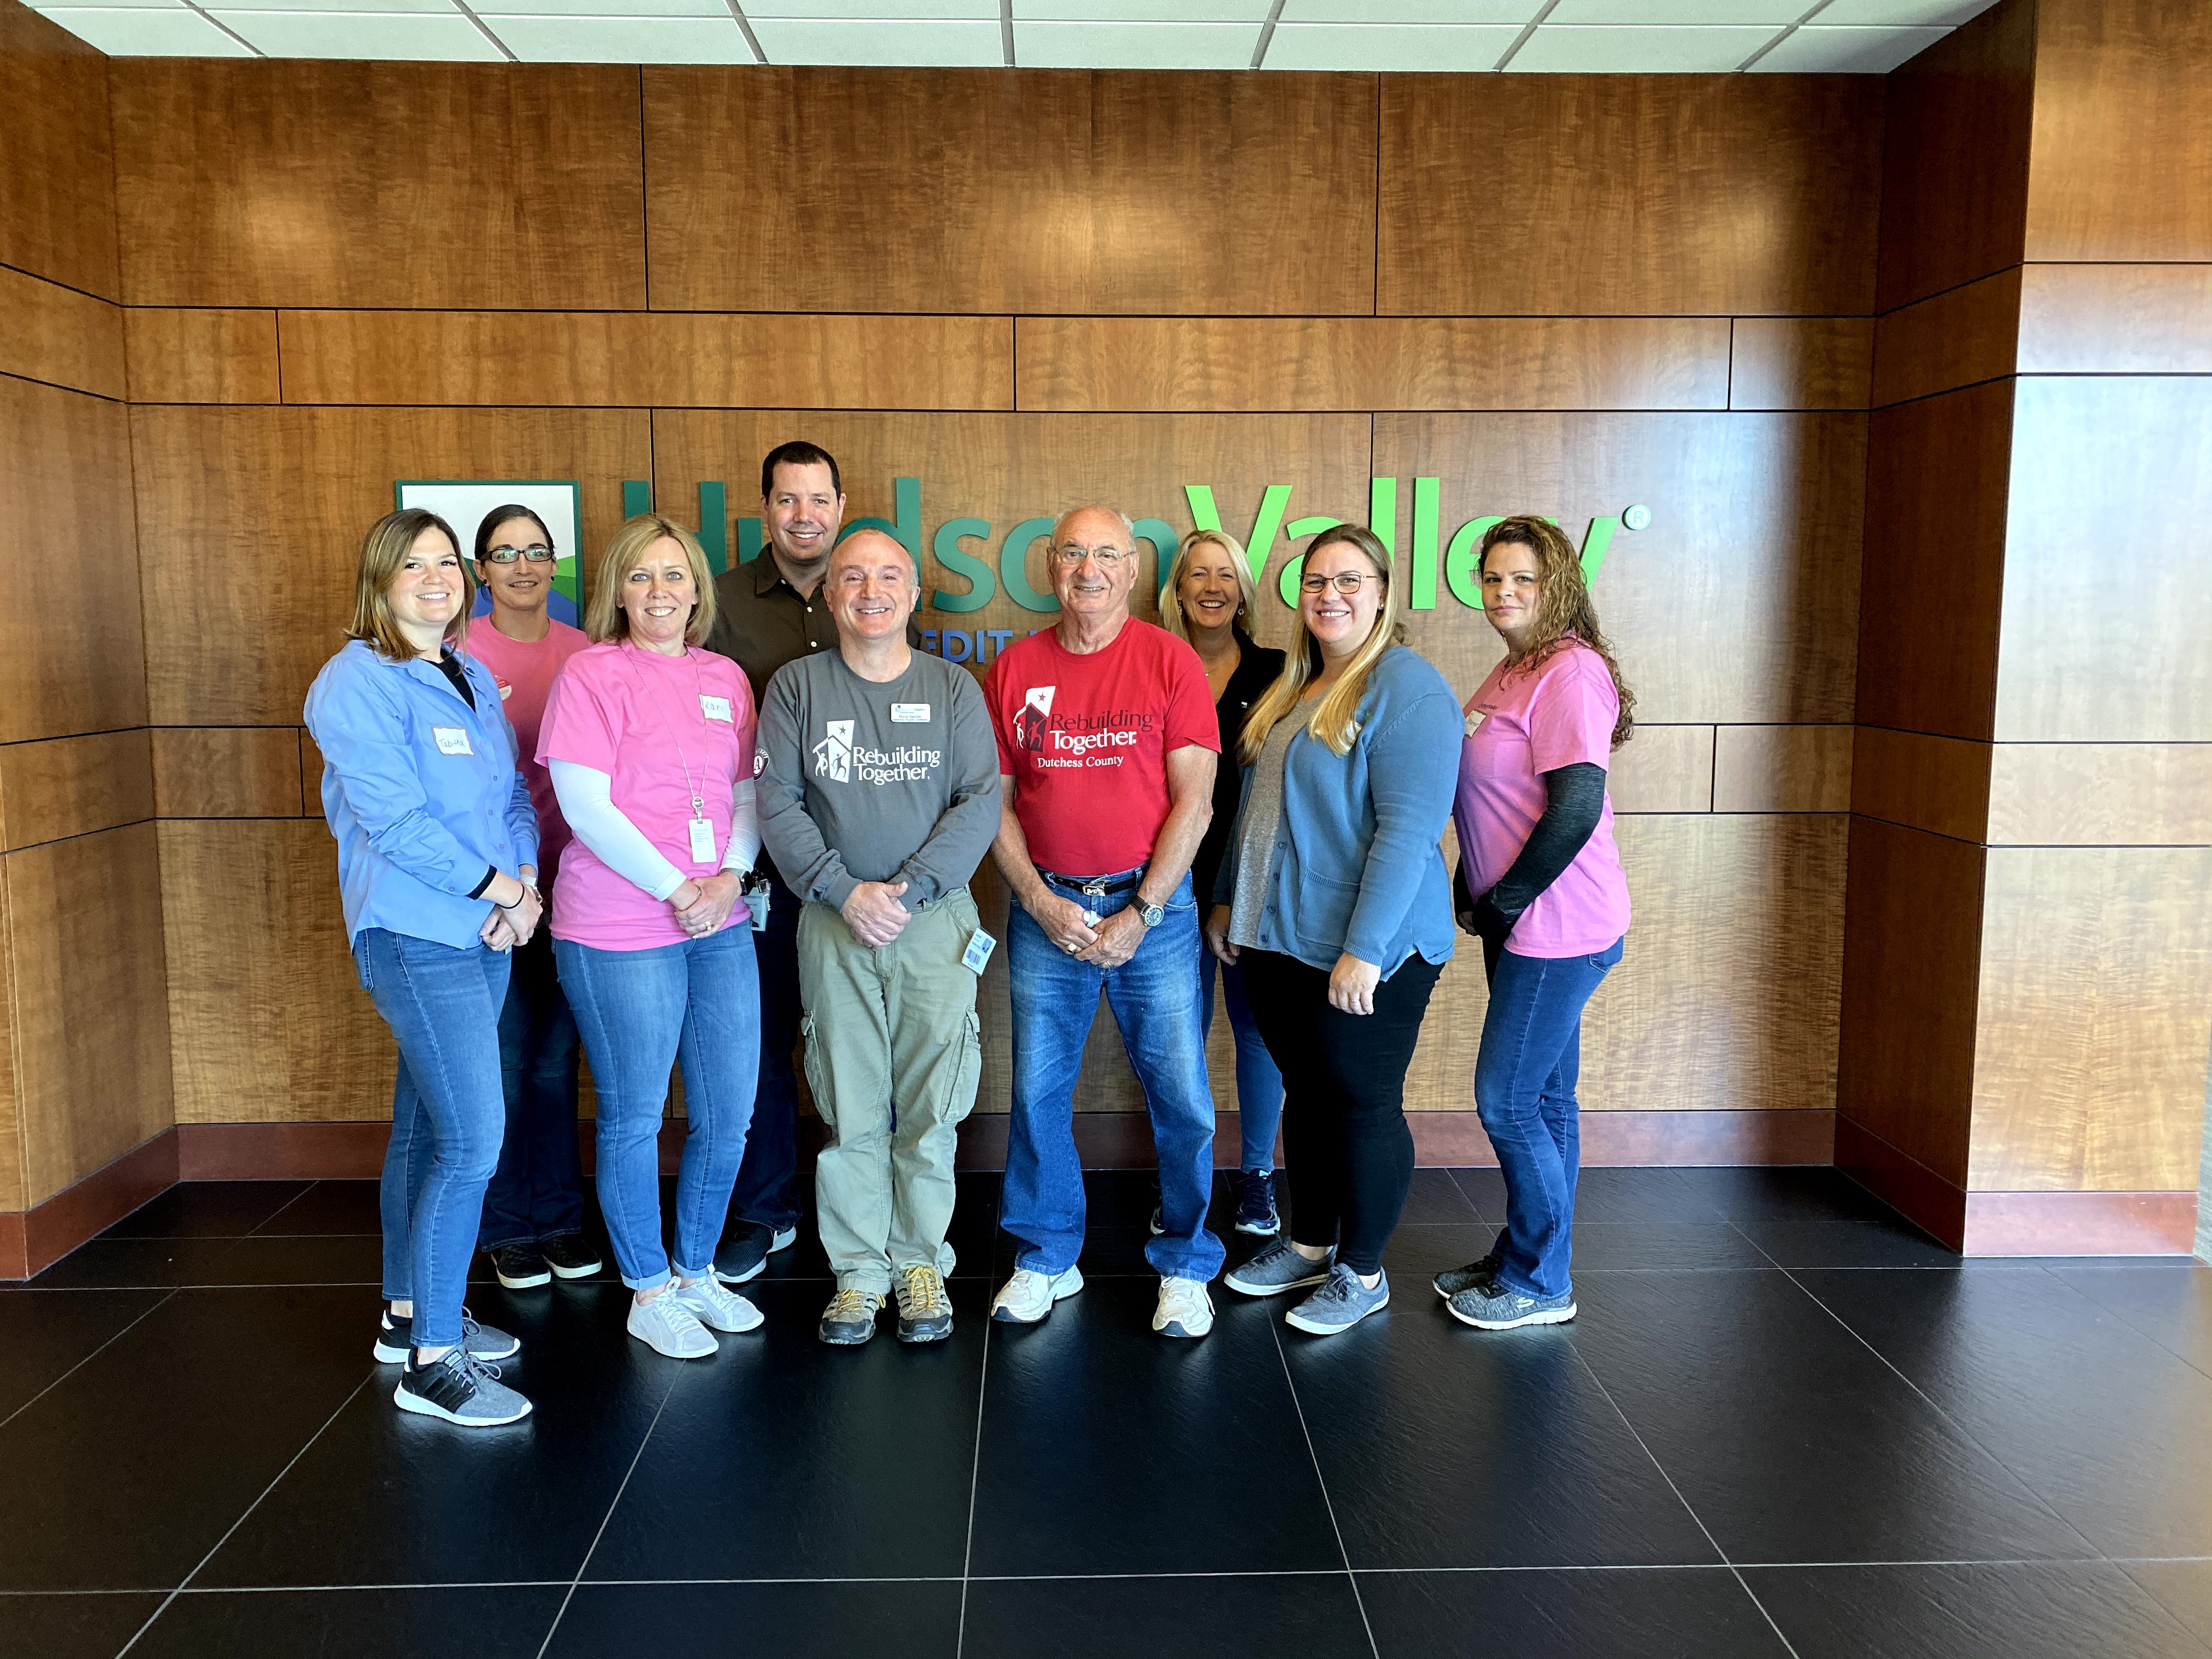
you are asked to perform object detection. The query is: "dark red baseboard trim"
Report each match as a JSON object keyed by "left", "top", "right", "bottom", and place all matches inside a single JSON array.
[
  {"left": 1963, "top": 1190, "right": 2199, "bottom": 1256},
  {"left": 1835, "top": 1116, "right": 1968, "bottom": 1251},
  {"left": 0, "top": 1129, "right": 180, "bottom": 1280},
  {"left": 0, "top": 1106, "right": 1836, "bottom": 1279}
]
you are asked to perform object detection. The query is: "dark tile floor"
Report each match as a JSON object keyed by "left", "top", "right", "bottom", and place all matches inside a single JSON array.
[{"left": 3, "top": 1166, "right": 2210, "bottom": 1658}]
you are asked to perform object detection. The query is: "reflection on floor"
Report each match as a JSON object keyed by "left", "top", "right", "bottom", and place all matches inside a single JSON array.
[{"left": 2, "top": 1166, "right": 2210, "bottom": 1658}]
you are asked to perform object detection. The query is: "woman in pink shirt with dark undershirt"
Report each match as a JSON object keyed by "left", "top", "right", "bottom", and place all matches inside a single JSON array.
[
  {"left": 464, "top": 505, "right": 600, "bottom": 1290},
  {"left": 1434, "top": 516, "right": 1635, "bottom": 1333}
]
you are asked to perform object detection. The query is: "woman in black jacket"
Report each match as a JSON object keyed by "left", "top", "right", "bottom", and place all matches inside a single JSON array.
[{"left": 1161, "top": 529, "right": 1287, "bottom": 1235}]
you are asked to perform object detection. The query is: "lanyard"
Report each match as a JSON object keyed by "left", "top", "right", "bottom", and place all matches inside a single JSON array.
[{"left": 618, "top": 643, "right": 713, "bottom": 821}]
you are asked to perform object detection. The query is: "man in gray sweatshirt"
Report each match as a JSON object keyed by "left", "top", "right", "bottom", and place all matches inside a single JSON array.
[{"left": 758, "top": 529, "right": 1001, "bottom": 1346}]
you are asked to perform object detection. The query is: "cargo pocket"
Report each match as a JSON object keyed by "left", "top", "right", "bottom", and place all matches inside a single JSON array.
[
  {"left": 940, "top": 1008, "right": 983, "bottom": 1131},
  {"left": 799, "top": 1011, "right": 834, "bottom": 1132}
]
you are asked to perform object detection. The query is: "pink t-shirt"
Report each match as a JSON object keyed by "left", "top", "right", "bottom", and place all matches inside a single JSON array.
[
  {"left": 1454, "top": 641, "right": 1631, "bottom": 958},
  {"left": 538, "top": 641, "right": 757, "bottom": 951},
  {"left": 466, "top": 613, "right": 590, "bottom": 887}
]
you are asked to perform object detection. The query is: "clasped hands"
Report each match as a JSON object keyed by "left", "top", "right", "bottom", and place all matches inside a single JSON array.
[
  {"left": 478, "top": 869, "right": 542, "bottom": 952},
  {"left": 667, "top": 872, "right": 744, "bottom": 938},
  {"left": 1031, "top": 891, "right": 1145, "bottom": 970}
]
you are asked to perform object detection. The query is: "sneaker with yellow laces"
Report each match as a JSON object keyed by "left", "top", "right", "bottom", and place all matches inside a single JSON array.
[
  {"left": 819, "top": 1286, "right": 885, "bottom": 1346},
  {"left": 895, "top": 1265, "right": 953, "bottom": 1344}
]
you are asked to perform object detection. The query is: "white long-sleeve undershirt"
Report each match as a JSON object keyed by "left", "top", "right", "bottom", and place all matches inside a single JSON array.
[{"left": 549, "top": 760, "right": 758, "bottom": 903}]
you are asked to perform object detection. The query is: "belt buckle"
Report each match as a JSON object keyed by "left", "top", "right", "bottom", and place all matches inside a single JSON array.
[{"left": 1079, "top": 877, "right": 1108, "bottom": 899}]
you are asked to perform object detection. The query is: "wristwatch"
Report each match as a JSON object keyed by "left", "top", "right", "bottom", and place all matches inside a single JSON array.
[{"left": 1136, "top": 899, "right": 1166, "bottom": 929}]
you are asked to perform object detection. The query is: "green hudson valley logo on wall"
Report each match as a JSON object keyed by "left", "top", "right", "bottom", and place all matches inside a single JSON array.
[{"left": 415, "top": 475, "right": 1650, "bottom": 665}]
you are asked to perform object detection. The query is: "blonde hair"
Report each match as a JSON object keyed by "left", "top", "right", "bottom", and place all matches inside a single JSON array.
[
  {"left": 347, "top": 509, "right": 470, "bottom": 663},
  {"left": 1158, "top": 528, "right": 1257, "bottom": 642},
  {"left": 1480, "top": 515, "right": 1636, "bottom": 748},
  {"left": 1239, "top": 524, "right": 1405, "bottom": 763},
  {"left": 584, "top": 515, "right": 718, "bottom": 647}
]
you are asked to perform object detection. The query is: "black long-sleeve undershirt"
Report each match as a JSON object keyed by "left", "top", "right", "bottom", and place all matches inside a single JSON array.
[{"left": 1455, "top": 763, "right": 1609, "bottom": 961}]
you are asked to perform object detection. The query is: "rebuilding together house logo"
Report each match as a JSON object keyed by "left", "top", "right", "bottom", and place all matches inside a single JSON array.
[{"left": 413, "top": 476, "right": 1649, "bottom": 668}]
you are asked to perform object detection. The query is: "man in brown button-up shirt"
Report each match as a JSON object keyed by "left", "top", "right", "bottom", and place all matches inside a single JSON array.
[{"left": 702, "top": 441, "right": 919, "bottom": 1285}]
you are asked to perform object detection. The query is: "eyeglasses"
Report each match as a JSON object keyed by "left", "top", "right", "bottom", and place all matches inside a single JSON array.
[
  {"left": 1300, "top": 571, "right": 1381, "bottom": 595},
  {"left": 483, "top": 545, "right": 556, "bottom": 565},
  {"left": 1054, "top": 544, "right": 1130, "bottom": 569}
]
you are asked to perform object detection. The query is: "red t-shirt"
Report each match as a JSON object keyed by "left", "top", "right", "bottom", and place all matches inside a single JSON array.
[{"left": 984, "top": 619, "right": 1220, "bottom": 878}]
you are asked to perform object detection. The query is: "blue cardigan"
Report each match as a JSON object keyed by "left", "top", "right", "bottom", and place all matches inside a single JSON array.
[{"left": 1215, "top": 644, "right": 1461, "bottom": 976}]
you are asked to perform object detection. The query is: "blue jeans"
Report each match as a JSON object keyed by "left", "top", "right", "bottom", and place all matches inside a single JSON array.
[
  {"left": 477, "top": 919, "right": 585, "bottom": 1249},
  {"left": 1197, "top": 941, "right": 1284, "bottom": 1173},
  {"left": 360, "top": 928, "right": 511, "bottom": 1351},
  {"left": 1003, "top": 869, "right": 1224, "bottom": 1282},
  {"left": 1475, "top": 936, "right": 1624, "bottom": 1301},
  {"left": 556, "top": 926, "right": 760, "bottom": 1290}
]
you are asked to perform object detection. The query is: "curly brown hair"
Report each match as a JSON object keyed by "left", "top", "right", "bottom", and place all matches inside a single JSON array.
[{"left": 1479, "top": 515, "right": 1635, "bottom": 749}]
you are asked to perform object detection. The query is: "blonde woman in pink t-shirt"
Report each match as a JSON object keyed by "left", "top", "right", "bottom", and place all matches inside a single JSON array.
[{"left": 1435, "top": 516, "right": 1635, "bottom": 1333}]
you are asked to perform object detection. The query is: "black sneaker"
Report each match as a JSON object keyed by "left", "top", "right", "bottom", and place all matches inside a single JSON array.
[
  {"left": 490, "top": 1243, "right": 552, "bottom": 1290},
  {"left": 374, "top": 1306, "right": 522, "bottom": 1365},
  {"left": 714, "top": 1218, "right": 798, "bottom": 1286},
  {"left": 395, "top": 1348, "right": 532, "bottom": 1427},
  {"left": 539, "top": 1233, "right": 602, "bottom": 1279},
  {"left": 1235, "top": 1170, "right": 1280, "bottom": 1237},
  {"left": 1432, "top": 1247, "right": 1504, "bottom": 1301}
]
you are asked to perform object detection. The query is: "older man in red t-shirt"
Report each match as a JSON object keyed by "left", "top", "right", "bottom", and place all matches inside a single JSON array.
[{"left": 984, "top": 505, "right": 1225, "bottom": 1340}]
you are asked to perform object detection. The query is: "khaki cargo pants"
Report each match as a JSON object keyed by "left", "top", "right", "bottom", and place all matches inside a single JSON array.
[{"left": 798, "top": 886, "right": 985, "bottom": 1296}]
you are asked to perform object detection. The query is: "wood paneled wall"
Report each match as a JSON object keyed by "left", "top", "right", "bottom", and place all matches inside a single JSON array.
[
  {"left": 1839, "top": 0, "right": 2212, "bottom": 1252},
  {"left": 89, "top": 55, "right": 1883, "bottom": 1144},
  {"left": 0, "top": 1, "right": 170, "bottom": 1216}
]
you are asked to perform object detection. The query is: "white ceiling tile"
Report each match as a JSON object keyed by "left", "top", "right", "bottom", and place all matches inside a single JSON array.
[
  {"left": 493, "top": 13, "right": 754, "bottom": 58},
  {"left": 1815, "top": 0, "right": 1995, "bottom": 24},
  {"left": 472, "top": 0, "right": 728, "bottom": 16},
  {"left": 749, "top": 16, "right": 1003, "bottom": 61},
  {"left": 30, "top": 0, "right": 184, "bottom": 10},
  {"left": 1264, "top": 21, "right": 1522, "bottom": 71},
  {"left": 1015, "top": 1, "right": 1269, "bottom": 19},
  {"left": 33, "top": 4, "right": 253, "bottom": 46},
  {"left": 1508, "top": 24, "right": 1777, "bottom": 70},
  {"left": 1014, "top": 20, "right": 1258, "bottom": 67},
  {"left": 215, "top": 0, "right": 461, "bottom": 14},
  {"left": 1549, "top": 0, "right": 1799, "bottom": 21},
  {"left": 1751, "top": 21, "right": 1948, "bottom": 70},
  {"left": 744, "top": 1, "right": 994, "bottom": 16},
  {"left": 210, "top": 9, "right": 506, "bottom": 55},
  {"left": 1282, "top": 1, "right": 1533, "bottom": 19}
]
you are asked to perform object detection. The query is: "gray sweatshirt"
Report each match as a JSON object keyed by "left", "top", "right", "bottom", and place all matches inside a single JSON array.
[{"left": 758, "top": 647, "right": 1001, "bottom": 910}]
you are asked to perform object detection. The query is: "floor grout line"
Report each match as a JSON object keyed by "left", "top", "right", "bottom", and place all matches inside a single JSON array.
[
  {"left": 1730, "top": 1223, "right": 2112, "bottom": 1566},
  {"left": 1266, "top": 1310, "right": 1381, "bottom": 1659},
  {"left": 954, "top": 1219, "right": 998, "bottom": 1658},
  {"left": 1565, "top": 1338, "right": 1803, "bottom": 1658},
  {"left": 114, "top": 1367, "right": 381, "bottom": 1657},
  {"left": 533, "top": 1365, "right": 686, "bottom": 1659},
  {"left": 0, "top": 1289, "right": 182, "bottom": 1435},
  {"left": 245, "top": 1181, "right": 325, "bottom": 1238}
]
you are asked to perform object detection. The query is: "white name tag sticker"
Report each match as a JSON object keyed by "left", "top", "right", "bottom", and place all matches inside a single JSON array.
[
  {"left": 891, "top": 702, "right": 930, "bottom": 724},
  {"left": 688, "top": 817, "right": 718, "bottom": 863},
  {"left": 433, "top": 726, "right": 474, "bottom": 756},
  {"left": 699, "top": 695, "right": 735, "bottom": 723},
  {"left": 961, "top": 928, "right": 997, "bottom": 973},
  {"left": 1463, "top": 709, "right": 1486, "bottom": 737},
  {"left": 496, "top": 679, "right": 514, "bottom": 702}
]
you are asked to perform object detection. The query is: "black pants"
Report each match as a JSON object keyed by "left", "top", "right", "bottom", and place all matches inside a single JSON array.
[
  {"left": 477, "top": 918, "right": 585, "bottom": 1249},
  {"left": 1242, "top": 947, "right": 1444, "bottom": 1276},
  {"left": 725, "top": 860, "right": 804, "bottom": 1234}
]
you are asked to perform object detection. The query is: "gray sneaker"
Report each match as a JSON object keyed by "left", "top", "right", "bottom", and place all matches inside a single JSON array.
[
  {"left": 1223, "top": 1239, "right": 1335, "bottom": 1299},
  {"left": 373, "top": 1306, "right": 520, "bottom": 1365},
  {"left": 1284, "top": 1263, "right": 1391, "bottom": 1336},
  {"left": 1447, "top": 1281, "right": 1576, "bottom": 1330},
  {"left": 394, "top": 1348, "right": 532, "bottom": 1426},
  {"left": 1432, "top": 1244, "right": 1505, "bottom": 1301}
]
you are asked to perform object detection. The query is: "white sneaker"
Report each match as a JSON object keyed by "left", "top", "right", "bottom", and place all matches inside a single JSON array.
[
  {"left": 628, "top": 1288, "right": 718, "bottom": 1358},
  {"left": 672, "top": 1274, "right": 764, "bottom": 1334},
  {"left": 991, "top": 1264, "right": 1084, "bottom": 1324},
  {"left": 1153, "top": 1276, "right": 1215, "bottom": 1339}
]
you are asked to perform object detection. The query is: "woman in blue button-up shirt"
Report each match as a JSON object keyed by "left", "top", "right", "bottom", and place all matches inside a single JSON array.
[{"left": 304, "top": 508, "right": 542, "bottom": 1429}]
